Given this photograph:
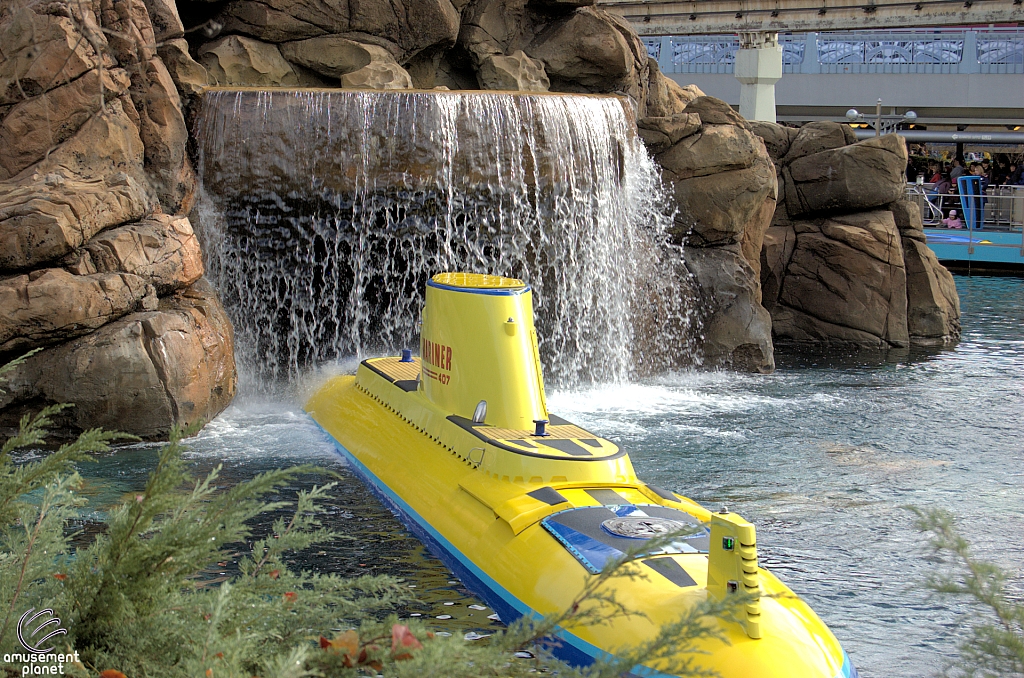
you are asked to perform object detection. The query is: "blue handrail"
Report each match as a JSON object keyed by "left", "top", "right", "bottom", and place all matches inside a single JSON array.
[{"left": 957, "top": 176, "right": 983, "bottom": 229}]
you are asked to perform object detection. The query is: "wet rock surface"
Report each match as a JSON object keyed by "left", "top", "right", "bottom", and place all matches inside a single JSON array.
[
  {"left": 0, "top": 0, "right": 235, "bottom": 439},
  {"left": 0, "top": 279, "right": 236, "bottom": 440},
  {"left": 752, "top": 121, "right": 960, "bottom": 348}
]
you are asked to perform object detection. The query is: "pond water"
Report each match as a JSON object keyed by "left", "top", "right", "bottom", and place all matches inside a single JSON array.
[{"left": 76, "top": 275, "right": 1024, "bottom": 677}]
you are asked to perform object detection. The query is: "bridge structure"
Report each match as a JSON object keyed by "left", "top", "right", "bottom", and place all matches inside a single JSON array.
[{"left": 598, "top": 0, "right": 1024, "bottom": 123}]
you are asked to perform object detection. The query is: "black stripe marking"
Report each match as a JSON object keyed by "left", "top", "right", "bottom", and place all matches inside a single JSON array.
[
  {"left": 646, "top": 484, "right": 681, "bottom": 502},
  {"left": 395, "top": 379, "right": 419, "bottom": 392},
  {"left": 586, "top": 489, "right": 628, "bottom": 505},
  {"left": 643, "top": 557, "right": 697, "bottom": 588},
  {"left": 527, "top": 487, "right": 568, "bottom": 506},
  {"left": 537, "top": 439, "right": 592, "bottom": 457},
  {"left": 446, "top": 416, "right": 626, "bottom": 462}
]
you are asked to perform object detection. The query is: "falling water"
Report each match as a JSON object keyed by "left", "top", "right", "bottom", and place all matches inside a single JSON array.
[{"left": 194, "top": 88, "right": 696, "bottom": 391}]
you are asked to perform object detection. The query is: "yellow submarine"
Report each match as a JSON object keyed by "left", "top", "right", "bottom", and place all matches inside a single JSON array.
[{"left": 306, "top": 272, "right": 858, "bottom": 677}]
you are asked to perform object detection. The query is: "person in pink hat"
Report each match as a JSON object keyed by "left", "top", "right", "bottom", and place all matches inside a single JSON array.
[{"left": 942, "top": 209, "right": 964, "bottom": 229}]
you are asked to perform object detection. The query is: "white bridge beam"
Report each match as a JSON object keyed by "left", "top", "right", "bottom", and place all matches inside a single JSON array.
[{"left": 598, "top": 0, "right": 1024, "bottom": 36}]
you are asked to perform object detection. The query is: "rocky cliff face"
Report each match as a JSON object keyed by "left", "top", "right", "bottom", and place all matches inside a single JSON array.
[
  {"left": 1, "top": 0, "right": 961, "bottom": 438},
  {"left": 0, "top": 0, "right": 235, "bottom": 440},
  {"left": 182, "top": 0, "right": 778, "bottom": 373},
  {"left": 751, "top": 121, "right": 960, "bottom": 348}
]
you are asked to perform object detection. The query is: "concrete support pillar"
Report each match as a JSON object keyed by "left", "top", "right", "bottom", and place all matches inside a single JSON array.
[{"left": 735, "top": 32, "right": 783, "bottom": 122}]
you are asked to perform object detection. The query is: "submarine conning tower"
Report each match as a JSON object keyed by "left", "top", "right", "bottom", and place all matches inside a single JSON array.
[{"left": 420, "top": 272, "right": 548, "bottom": 431}]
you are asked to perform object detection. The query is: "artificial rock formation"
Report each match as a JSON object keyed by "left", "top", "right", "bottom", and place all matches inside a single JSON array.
[
  {"left": 0, "top": 0, "right": 236, "bottom": 440},
  {"left": 753, "top": 121, "right": 960, "bottom": 348},
  {"left": 177, "top": 0, "right": 779, "bottom": 372},
  {"left": 642, "top": 88, "right": 777, "bottom": 372}
]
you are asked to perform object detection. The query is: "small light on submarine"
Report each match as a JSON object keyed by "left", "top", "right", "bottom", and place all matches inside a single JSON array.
[{"left": 473, "top": 400, "right": 487, "bottom": 424}]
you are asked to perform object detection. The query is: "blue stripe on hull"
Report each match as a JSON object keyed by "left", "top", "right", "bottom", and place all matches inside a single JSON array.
[{"left": 314, "top": 421, "right": 857, "bottom": 678}]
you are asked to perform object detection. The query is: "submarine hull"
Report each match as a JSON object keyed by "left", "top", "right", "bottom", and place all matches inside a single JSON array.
[{"left": 307, "top": 374, "right": 858, "bottom": 678}]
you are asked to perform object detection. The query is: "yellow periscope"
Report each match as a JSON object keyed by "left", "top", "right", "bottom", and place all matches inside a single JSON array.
[{"left": 306, "top": 272, "right": 858, "bottom": 678}]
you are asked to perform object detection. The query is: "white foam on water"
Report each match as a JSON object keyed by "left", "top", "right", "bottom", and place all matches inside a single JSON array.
[{"left": 184, "top": 400, "right": 339, "bottom": 463}]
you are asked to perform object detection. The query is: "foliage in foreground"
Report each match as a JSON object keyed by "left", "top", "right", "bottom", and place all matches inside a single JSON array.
[
  {"left": 1, "top": 356, "right": 738, "bottom": 677},
  {"left": 914, "top": 507, "right": 1024, "bottom": 678}
]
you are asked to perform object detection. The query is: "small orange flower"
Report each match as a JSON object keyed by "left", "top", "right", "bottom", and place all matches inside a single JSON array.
[
  {"left": 283, "top": 591, "right": 297, "bottom": 604},
  {"left": 53, "top": 573, "right": 67, "bottom": 581},
  {"left": 268, "top": 569, "right": 280, "bottom": 579},
  {"left": 206, "top": 669, "right": 213, "bottom": 678},
  {"left": 99, "top": 671, "right": 127, "bottom": 678}
]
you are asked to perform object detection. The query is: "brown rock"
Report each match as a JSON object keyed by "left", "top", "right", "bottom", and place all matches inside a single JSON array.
[
  {"left": 0, "top": 103, "right": 153, "bottom": 272},
  {"left": 772, "top": 210, "right": 909, "bottom": 347},
  {"left": 0, "top": 68, "right": 132, "bottom": 181},
  {"left": 740, "top": 195, "right": 776, "bottom": 285},
  {"left": 637, "top": 112, "right": 700, "bottom": 152},
  {"left": 405, "top": 47, "right": 446, "bottom": 89},
  {"left": 780, "top": 121, "right": 851, "bottom": 164},
  {"left": 644, "top": 61, "right": 702, "bottom": 118},
  {"left": 889, "top": 198, "right": 926, "bottom": 242},
  {"left": 101, "top": 0, "right": 159, "bottom": 66},
  {"left": 600, "top": 9, "right": 649, "bottom": 103},
  {"left": 666, "top": 148, "right": 776, "bottom": 247},
  {"left": 903, "top": 238, "right": 960, "bottom": 345},
  {"left": 340, "top": 55, "right": 413, "bottom": 89},
  {"left": 142, "top": 0, "right": 184, "bottom": 41},
  {"left": 0, "top": 278, "right": 236, "bottom": 440},
  {"left": 435, "top": 53, "right": 479, "bottom": 90},
  {"left": 0, "top": 268, "right": 149, "bottom": 355},
  {"left": 657, "top": 122, "right": 763, "bottom": 180},
  {"left": 683, "top": 243, "right": 774, "bottom": 372},
  {"left": 158, "top": 39, "right": 209, "bottom": 100},
  {"left": 219, "top": 2, "right": 326, "bottom": 43},
  {"left": 637, "top": 127, "right": 671, "bottom": 154},
  {"left": 682, "top": 96, "right": 746, "bottom": 128},
  {"left": 747, "top": 120, "right": 797, "bottom": 163},
  {"left": 786, "top": 134, "right": 908, "bottom": 217},
  {"left": 0, "top": 9, "right": 111, "bottom": 105},
  {"left": 219, "top": 0, "right": 460, "bottom": 63},
  {"left": 281, "top": 36, "right": 390, "bottom": 78},
  {"left": 759, "top": 223, "right": 796, "bottom": 312},
  {"left": 530, "top": 0, "right": 595, "bottom": 9},
  {"left": 131, "top": 57, "right": 195, "bottom": 213},
  {"left": 477, "top": 51, "right": 549, "bottom": 91},
  {"left": 66, "top": 214, "right": 204, "bottom": 293},
  {"left": 459, "top": 0, "right": 531, "bottom": 65},
  {"left": 526, "top": 7, "right": 633, "bottom": 91},
  {"left": 200, "top": 35, "right": 322, "bottom": 86}
]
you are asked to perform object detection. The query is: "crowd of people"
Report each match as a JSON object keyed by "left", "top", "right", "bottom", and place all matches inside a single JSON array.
[{"left": 905, "top": 153, "right": 1024, "bottom": 229}]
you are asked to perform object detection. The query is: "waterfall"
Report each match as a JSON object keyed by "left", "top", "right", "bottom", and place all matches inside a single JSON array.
[{"left": 195, "top": 88, "right": 696, "bottom": 392}]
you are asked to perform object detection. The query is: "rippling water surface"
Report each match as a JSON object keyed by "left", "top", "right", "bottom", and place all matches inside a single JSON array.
[{"left": 79, "top": 276, "right": 1024, "bottom": 676}]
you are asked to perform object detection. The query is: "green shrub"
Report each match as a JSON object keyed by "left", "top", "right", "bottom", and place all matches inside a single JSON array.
[
  {"left": 913, "top": 507, "right": 1024, "bottom": 678},
  {"left": 1, "top": 356, "right": 734, "bottom": 677}
]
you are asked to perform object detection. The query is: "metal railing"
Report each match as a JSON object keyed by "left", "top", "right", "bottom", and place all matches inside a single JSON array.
[
  {"left": 905, "top": 184, "right": 1024, "bottom": 230},
  {"left": 643, "top": 28, "right": 1024, "bottom": 75}
]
